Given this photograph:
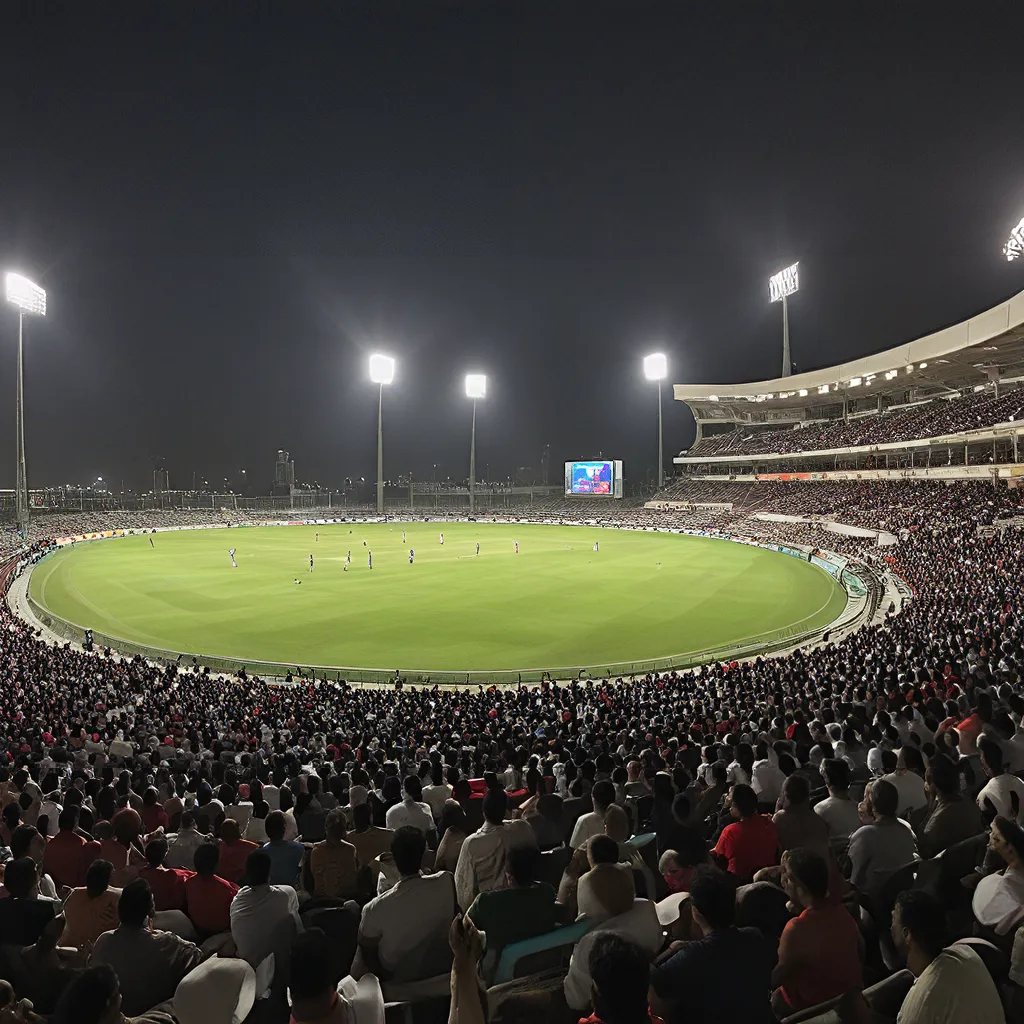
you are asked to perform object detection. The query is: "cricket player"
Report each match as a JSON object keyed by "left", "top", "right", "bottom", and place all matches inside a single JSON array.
[
  {"left": 593, "top": 541, "right": 599, "bottom": 552},
  {"left": 402, "top": 530, "right": 407, "bottom": 544},
  {"left": 368, "top": 550, "right": 373, "bottom": 569},
  {"left": 309, "top": 554, "right": 314, "bottom": 573},
  {"left": 149, "top": 537, "right": 155, "bottom": 548},
  {"left": 475, "top": 542, "right": 480, "bottom": 555},
  {"left": 315, "top": 532, "right": 319, "bottom": 542},
  {"left": 439, "top": 532, "right": 444, "bottom": 545},
  {"left": 229, "top": 548, "right": 237, "bottom": 568},
  {"left": 514, "top": 541, "right": 519, "bottom": 554},
  {"left": 409, "top": 548, "right": 415, "bottom": 564},
  {"left": 346, "top": 550, "right": 351, "bottom": 565}
]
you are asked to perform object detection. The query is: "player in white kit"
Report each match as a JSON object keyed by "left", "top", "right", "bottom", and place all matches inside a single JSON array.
[{"left": 439, "top": 532, "right": 444, "bottom": 545}]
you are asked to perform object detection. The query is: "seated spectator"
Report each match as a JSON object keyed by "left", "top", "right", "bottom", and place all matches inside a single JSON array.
[
  {"left": 309, "top": 808, "right": 360, "bottom": 899},
  {"left": 184, "top": 841, "right": 238, "bottom": 938},
  {"left": 972, "top": 815, "right": 1024, "bottom": 939},
  {"left": 358, "top": 825, "right": 457, "bottom": 982},
  {"left": 466, "top": 843, "right": 556, "bottom": 970},
  {"left": 216, "top": 817, "right": 257, "bottom": 884},
  {"left": 771, "top": 848, "right": 862, "bottom": 1016},
  {"left": 43, "top": 806, "right": 88, "bottom": 890},
  {"left": 10, "top": 823, "right": 59, "bottom": 900},
  {"left": 587, "top": 932, "right": 665, "bottom": 1024},
  {"left": 141, "top": 787, "right": 168, "bottom": 833},
  {"left": 564, "top": 894, "right": 662, "bottom": 1013},
  {"left": 288, "top": 926, "right": 384, "bottom": 1024},
  {"left": 977, "top": 737, "right": 1024, "bottom": 822},
  {"left": 384, "top": 776, "right": 433, "bottom": 835},
  {"left": 524, "top": 791, "right": 565, "bottom": 851},
  {"left": 263, "top": 808, "right": 306, "bottom": 886},
  {"left": 883, "top": 746, "right": 929, "bottom": 817},
  {"left": 658, "top": 842, "right": 706, "bottom": 894},
  {"left": 423, "top": 763, "right": 453, "bottom": 822},
  {"left": 91, "top": 878, "right": 203, "bottom": 1016},
  {"left": 50, "top": 963, "right": 176, "bottom": 1024},
  {"left": 454, "top": 788, "right": 536, "bottom": 910},
  {"left": 0, "top": 857, "right": 57, "bottom": 946},
  {"left": 649, "top": 865, "right": 774, "bottom": 1024},
  {"left": 243, "top": 800, "right": 270, "bottom": 845},
  {"left": 751, "top": 743, "right": 787, "bottom": 807},
  {"left": 892, "top": 889, "right": 1004, "bottom": 1023},
  {"left": 577, "top": 834, "right": 636, "bottom": 922},
  {"left": 139, "top": 837, "right": 190, "bottom": 912},
  {"left": 164, "top": 812, "right": 208, "bottom": 870},
  {"left": 848, "top": 778, "right": 918, "bottom": 905},
  {"left": 348, "top": 802, "right": 394, "bottom": 870},
  {"left": 916, "top": 753, "right": 983, "bottom": 858},
  {"left": 773, "top": 775, "right": 829, "bottom": 858},
  {"left": 813, "top": 758, "right": 861, "bottom": 841},
  {"left": 295, "top": 790, "right": 327, "bottom": 845},
  {"left": 230, "top": 849, "right": 302, "bottom": 969},
  {"left": 172, "top": 955, "right": 257, "bottom": 1024},
  {"left": 712, "top": 784, "right": 778, "bottom": 881},
  {"left": 60, "top": 858, "right": 122, "bottom": 953},
  {"left": 571, "top": 779, "right": 616, "bottom": 850},
  {"left": 434, "top": 800, "right": 469, "bottom": 873}
]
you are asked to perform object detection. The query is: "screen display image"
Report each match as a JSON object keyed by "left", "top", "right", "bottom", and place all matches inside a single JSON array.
[{"left": 570, "top": 461, "right": 613, "bottom": 495}]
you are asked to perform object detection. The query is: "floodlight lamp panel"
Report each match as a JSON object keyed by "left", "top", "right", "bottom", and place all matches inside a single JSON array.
[
  {"left": 768, "top": 262, "right": 799, "bottom": 303},
  {"left": 465, "top": 373, "right": 487, "bottom": 399},
  {"left": 369, "top": 353, "right": 395, "bottom": 385},
  {"left": 1004, "top": 217, "right": 1024, "bottom": 261},
  {"left": 643, "top": 352, "right": 668, "bottom": 380},
  {"left": 5, "top": 272, "right": 46, "bottom": 315}
]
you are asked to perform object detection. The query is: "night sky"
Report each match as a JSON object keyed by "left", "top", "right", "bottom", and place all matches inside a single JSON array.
[{"left": 2, "top": 2, "right": 1023, "bottom": 493}]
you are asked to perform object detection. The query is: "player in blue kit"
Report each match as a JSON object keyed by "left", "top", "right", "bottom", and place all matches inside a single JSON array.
[
  {"left": 309, "top": 554, "right": 314, "bottom": 573},
  {"left": 409, "top": 548, "right": 415, "bottom": 564},
  {"left": 368, "top": 550, "right": 373, "bottom": 569}
]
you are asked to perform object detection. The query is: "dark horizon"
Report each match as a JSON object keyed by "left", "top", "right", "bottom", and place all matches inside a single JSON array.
[{"left": 2, "top": 2, "right": 1024, "bottom": 493}]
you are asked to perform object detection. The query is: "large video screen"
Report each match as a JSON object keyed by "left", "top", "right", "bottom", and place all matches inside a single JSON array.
[{"left": 564, "top": 460, "right": 625, "bottom": 497}]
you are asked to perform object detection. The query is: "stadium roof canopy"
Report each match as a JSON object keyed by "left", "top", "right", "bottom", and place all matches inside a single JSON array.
[{"left": 674, "top": 286, "right": 1024, "bottom": 416}]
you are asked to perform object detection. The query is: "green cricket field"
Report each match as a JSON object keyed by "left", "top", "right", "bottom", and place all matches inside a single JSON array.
[{"left": 28, "top": 523, "right": 846, "bottom": 675}]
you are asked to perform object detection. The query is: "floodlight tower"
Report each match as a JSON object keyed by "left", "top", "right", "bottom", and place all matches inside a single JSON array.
[
  {"left": 5, "top": 273, "right": 46, "bottom": 536},
  {"left": 465, "top": 374, "right": 487, "bottom": 514},
  {"left": 1004, "top": 216, "right": 1024, "bottom": 261},
  {"left": 368, "top": 354, "right": 395, "bottom": 514},
  {"left": 643, "top": 353, "right": 668, "bottom": 489},
  {"left": 769, "top": 262, "right": 800, "bottom": 377}
]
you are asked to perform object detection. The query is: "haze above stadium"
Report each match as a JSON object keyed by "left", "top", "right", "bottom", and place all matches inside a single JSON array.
[{"left": 1, "top": 3, "right": 1023, "bottom": 491}]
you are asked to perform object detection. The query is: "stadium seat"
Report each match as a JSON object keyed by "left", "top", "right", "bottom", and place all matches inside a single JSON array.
[{"left": 491, "top": 917, "right": 594, "bottom": 985}]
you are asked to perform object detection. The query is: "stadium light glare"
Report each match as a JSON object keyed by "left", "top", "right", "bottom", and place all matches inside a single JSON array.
[
  {"left": 643, "top": 352, "right": 667, "bottom": 381},
  {"left": 4, "top": 273, "right": 46, "bottom": 316},
  {"left": 5, "top": 271, "right": 46, "bottom": 538},
  {"left": 643, "top": 354, "right": 668, "bottom": 488},
  {"left": 919, "top": 362, "right": 928, "bottom": 369},
  {"left": 368, "top": 353, "right": 395, "bottom": 385},
  {"left": 1004, "top": 216, "right": 1024, "bottom": 261},
  {"left": 798, "top": 389, "right": 808, "bottom": 397},
  {"left": 368, "top": 353, "right": 396, "bottom": 513},
  {"left": 465, "top": 374, "right": 487, "bottom": 512}
]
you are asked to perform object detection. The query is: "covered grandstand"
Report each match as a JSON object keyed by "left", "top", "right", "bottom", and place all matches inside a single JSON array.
[{"left": 673, "top": 287, "right": 1024, "bottom": 473}]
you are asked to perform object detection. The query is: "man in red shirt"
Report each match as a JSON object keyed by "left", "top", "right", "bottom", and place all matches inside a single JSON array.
[
  {"left": 771, "top": 847, "right": 862, "bottom": 1016},
  {"left": 43, "top": 807, "right": 88, "bottom": 889},
  {"left": 217, "top": 818, "right": 258, "bottom": 884},
  {"left": 185, "top": 842, "right": 238, "bottom": 938},
  {"left": 712, "top": 784, "right": 778, "bottom": 881},
  {"left": 138, "top": 837, "right": 191, "bottom": 912}
]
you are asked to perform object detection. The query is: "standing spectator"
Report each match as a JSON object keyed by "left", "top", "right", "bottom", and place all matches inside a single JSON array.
[
  {"left": 91, "top": 878, "right": 203, "bottom": 1016},
  {"left": 892, "top": 889, "right": 1004, "bottom": 1023},
  {"left": 771, "top": 848, "right": 862, "bottom": 1016}
]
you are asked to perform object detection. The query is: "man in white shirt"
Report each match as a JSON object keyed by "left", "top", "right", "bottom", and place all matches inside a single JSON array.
[
  {"left": 563, "top": 899, "right": 662, "bottom": 1011},
  {"left": 848, "top": 780, "right": 919, "bottom": 904},
  {"left": 882, "top": 747, "right": 929, "bottom": 818},
  {"left": 977, "top": 737, "right": 1024, "bottom": 821},
  {"left": 229, "top": 848, "right": 302, "bottom": 969},
  {"left": 454, "top": 789, "right": 537, "bottom": 910},
  {"left": 814, "top": 758, "right": 862, "bottom": 841},
  {"left": 891, "top": 888, "right": 1004, "bottom": 1023},
  {"left": 570, "top": 781, "right": 615, "bottom": 850},
  {"left": 422, "top": 765, "right": 453, "bottom": 822},
  {"left": 358, "top": 826, "right": 457, "bottom": 982},
  {"left": 385, "top": 776, "right": 434, "bottom": 835},
  {"left": 751, "top": 743, "right": 786, "bottom": 807},
  {"left": 164, "top": 811, "right": 210, "bottom": 869}
]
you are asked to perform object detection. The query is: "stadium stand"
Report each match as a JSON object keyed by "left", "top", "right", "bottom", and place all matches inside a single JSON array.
[{"left": 4, "top": 294, "right": 1024, "bottom": 1021}]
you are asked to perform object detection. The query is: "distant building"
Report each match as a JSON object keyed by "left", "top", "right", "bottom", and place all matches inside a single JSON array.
[
  {"left": 152, "top": 458, "right": 169, "bottom": 494},
  {"left": 274, "top": 449, "right": 295, "bottom": 492}
]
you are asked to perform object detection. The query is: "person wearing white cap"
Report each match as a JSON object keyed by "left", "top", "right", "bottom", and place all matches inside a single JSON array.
[{"left": 173, "top": 956, "right": 256, "bottom": 1024}]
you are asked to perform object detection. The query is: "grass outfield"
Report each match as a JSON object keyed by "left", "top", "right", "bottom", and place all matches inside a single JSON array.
[{"left": 28, "top": 523, "right": 846, "bottom": 674}]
